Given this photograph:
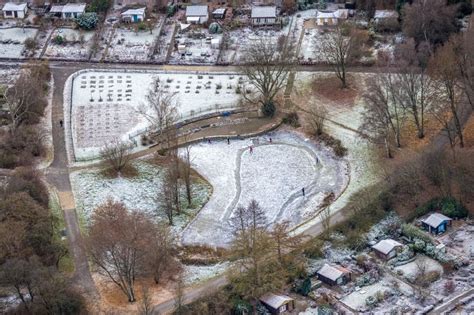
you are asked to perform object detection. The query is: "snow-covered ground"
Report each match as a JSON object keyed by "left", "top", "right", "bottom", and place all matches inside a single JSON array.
[
  {"left": 181, "top": 130, "right": 349, "bottom": 247},
  {"left": 0, "top": 67, "right": 19, "bottom": 85},
  {"left": 394, "top": 255, "right": 444, "bottom": 282},
  {"left": 70, "top": 160, "right": 211, "bottom": 232},
  {"left": 68, "top": 69, "right": 245, "bottom": 160},
  {"left": 106, "top": 24, "right": 161, "bottom": 62},
  {"left": 169, "top": 31, "right": 222, "bottom": 65},
  {"left": 44, "top": 28, "right": 95, "bottom": 59},
  {"left": 0, "top": 27, "right": 37, "bottom": 58},
  {"left": 183, "top": 262, "right": 230, "bottom": 285}
]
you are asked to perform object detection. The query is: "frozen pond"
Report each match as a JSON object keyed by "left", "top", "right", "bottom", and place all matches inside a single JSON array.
[
  {"left": 181, "top": 130, "right": 349, "bottom": 247},
  {"left": 67, "top": 69, "right": 246, "bottom": 160}
]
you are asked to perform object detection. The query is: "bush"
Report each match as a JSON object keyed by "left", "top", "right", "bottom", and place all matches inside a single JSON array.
[
  {"left": 282, "top": 111, "right": 300, "bottom": 127},
  {"left": 137, "top": 21, "right": 147, "bottom": 31},
  {"left": 53, "top": 35, "right": 64, "bottom": 45},
  {"left": 87, "top": 0, "right": 110, "bottom": 13},
  {"left": 318, "top": 133, "right": 347, "bottom": 157},
  {"left": 7, "top": 168, "right": 49, "bottom": 207},
  {"left": 401, "top": 224, "right": 432, "bottom": 244},
  {"left": 24, "top": 37, "right": 37, "bottom": 51},
  {"left": 75, "top": 12, "right": 99, "bottom": 30},
  {"left": 261, "top": 101, "right": 276, "bottom": 118},
  {"left": 0, "top": 127, "right": 46, "bottom": 168},
  {"left": 410, "top": 197, "right": 468, "bottom": 221}
]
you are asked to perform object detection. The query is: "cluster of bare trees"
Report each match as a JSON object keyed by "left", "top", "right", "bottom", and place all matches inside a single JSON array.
[
  {"left": 87, "top": 200, "right": 179, "bottom": 303},
  {"left": 361, "top": 24, "right": 473, "bottom": 158},
  {"left": 229, "top": 200, "right": 303, "bottom": 301}
]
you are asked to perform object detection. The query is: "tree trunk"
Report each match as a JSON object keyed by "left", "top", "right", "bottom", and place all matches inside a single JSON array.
[{"left": 385, "top": 137, "right": 393, "bottom": 159}]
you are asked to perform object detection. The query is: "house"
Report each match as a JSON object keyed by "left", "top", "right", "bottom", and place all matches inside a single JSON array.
[
  {"left": 2, "top": 2, "right": 28, "bottom": 19},
  {"left": 372, "top": 239, "right": 403, "bottom": 260},
  {"left": 121, "top": 7, "right": 146, "bottom": 23},
  {"left": 421, "top": 213, "right": 452, "bottom": 235},
  {"left": 374, "top": 10, "right": 398, "bottom": 24},
  {"left": 185, "top": 5, "right": 208, "bottom": 24},
  {"left": 212, "top": 7, "right": 226, "bottom": 19},
  {"left": 251, "top": 6, "right": 278, "bottom": 26},
  {"left": 315, "top": 9, "right": 348, "bottom": 26},
  {"left": 50, "top": 3, "right": 86, "bottom": 19},
  {"left": 316, "top": 264, "right": 351, "bottom": 286},
  {"left": 259, "top": 293, "right": 295, "bottom": 314}
]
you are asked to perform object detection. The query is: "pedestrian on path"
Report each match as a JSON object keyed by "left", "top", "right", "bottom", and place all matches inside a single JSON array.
[
  {"left": 316, "top": 156, "right": 319, "bottom": 164},
  {"left": 302, "top": 187, "right": 305, "bottom": 197},
  {"left": 227, "top": 137, "right": 230, "bottom": 145},
  {"left": 208, "top": 138, "right": 211, "bottom": 144},
  {"left": 269, "top": 137, "right": 272, "bottom": 143},
  {"left": 250, "top": 146, "right": 253, "bottom": 154},
  {"left": 59, "top": 120, "right": 63, "bottom": 128}
]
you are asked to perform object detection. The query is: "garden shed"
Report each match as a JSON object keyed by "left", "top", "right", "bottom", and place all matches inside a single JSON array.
[
  {"left": 316, "top": 264, "right": 351, "bottom": 286},
  {"left": 372, "top": 239, "right": 403, "bottom": 260},
  {"left": 259, "top": 293, "right": 295, "bottom": 314},
  {"left": 421, "top": 213, "right": 452, "bottom": 235}
]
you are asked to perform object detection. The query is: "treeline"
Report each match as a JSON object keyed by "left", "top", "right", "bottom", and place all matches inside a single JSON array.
[
  {"left": 0, "top": 61, "right": 50, "bottom": 168},
  {"left": 0, "top": 62, "right": 85, "bottom": 314}
]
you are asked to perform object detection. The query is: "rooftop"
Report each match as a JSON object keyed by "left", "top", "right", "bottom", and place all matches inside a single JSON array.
[
  {"left": 372, "top": 239, "right": 403, "bottom": 255},
  {"left": 2, "top": 2, "right": 27, "bottom": 11},
  {"left": 251, "top": 6, "right": 276, "bottom": 19},
  {"left": 317, "top": 264, "right": 350, "bottom": 282},
  {"left": 62, "top": 3, "right": 86, "bottom": 13},
  {"left": 374, "top": 10, "right": 398, "bottom": 19},
  {"left": 422, "top": 213, "right": 452, "bottom": 228},
  {"left": 260, "top": 293, "right": 293, "bottom": 309},
  {"left": 186, "top": 5, "right": 208, "bottom": 17},
  {"left": 121, "top": 7, "right": 145, "bottom": 16}
]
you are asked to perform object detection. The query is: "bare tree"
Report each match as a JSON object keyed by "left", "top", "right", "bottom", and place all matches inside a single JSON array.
[
  {"left": 454, "top": 26, "right": 474, "bottom": 110},
  {"left": 360, "top": 72, "right": 406, "bottom": 157},
  {"left": 307, "top": 105, "right": 328, "bottom": 136},
  {"left": 402, "top": 0, "right": 458, "bottom": 46},
  {"left": 146, "top": 223, "right": 179, "bottom": 284},
  {"left": 239, "top": 38, "right": 295, "bottom": 117},
  {"left": 174, "top": 273, "right": 185, "bottom": 315},
  {"left": 159, "top": 160, "right": 180, "bottom": 225},
  {"left": 87, "top": 200, "right": 156, "bottom": 302},
  {"left": 321, "top": 23, "right": 357, "bottom": 89},
  {"left": 100, "top": 138, "right": 133, "bottom": 175},
  {"left": 139, "top": 77, "right": 179, "bottom": 147},
  {"left": 428, "top": 103, "right": 459, "bottom": 160},
  {"left": 320, "top": 206, "right": 331, "bottom": 240},
  {"left": 139, "top": 285, "right": 152, "bottom": 315},
  {"left": 180, "top": 144, "right": 193, "bottom": 206},
  {"left": 429, "top": 40, "right": 465, "bottom": 148},
  {"left": 394, "top": 40, "right": 435, "bottom": 139}
]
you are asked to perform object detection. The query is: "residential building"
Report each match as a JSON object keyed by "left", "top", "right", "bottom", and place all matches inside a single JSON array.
[
  {"left": 316, "top": 264, "right": 351, "bottom": 286},
  {"left": 259, "top": 293, "right": 295, "bottom": 314},
  {"left": 251, "top": 6, "right": 278, "bottom": 26},
  {"left": 185, "top": 5, "right": 208, "bottom": 24},
  {"left": 421, "top": 213, "right": 452, "bottom": 235},
  {"left": 2, "top": 2, "right": 28, "bottom": 19},
  {"left": 372, "top": 239, "right": 403, "bottom": 260},
  {"left": 121, "top": 7, "right": 146, "bottom": 22}
]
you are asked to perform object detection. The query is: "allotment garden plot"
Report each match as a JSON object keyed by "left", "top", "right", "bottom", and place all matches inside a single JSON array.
[
  {"left": 68, "top": 70, "right": 245, "bottom": 160},
  {"left": 0, "top": 27, "right": 37, "bottom": 59},
  {"left": 181, "top": 131, "right": 349, "bottom": 248}
]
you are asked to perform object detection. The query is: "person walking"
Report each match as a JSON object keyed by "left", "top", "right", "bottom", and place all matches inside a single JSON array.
[
  {"left": 269, "top": 137, "right": 272, "bottom": 143},
  {"left": 227, "top": 137, "right": 230, "bottom": 145},
  {"left": 59, "top": 120, "right": 63, "bottom": 128},
  {"left": 250, "top": 146, "right": 253, "bottom": 154},
  {"left": 302, "top": 187, "right": 305, "bottom": 197}
]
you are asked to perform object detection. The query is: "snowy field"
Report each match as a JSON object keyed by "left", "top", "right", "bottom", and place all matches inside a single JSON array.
[
  {"left": 181, "top": 130, "right": 349, "bottom": 247},
  {"left": 44, "top": 28, "right": 95, "bottom": 59},
  {"left": 0, "top": 27, "right": 37, "bottom": 58},
  {"left": 106, "top": 24, "right": 161, "bottom": 62},
  {"left": 394, "top": 255, "right": 444, "bottom": 282},
  {"left": 299, "top": 28, "right": 326, "bottom": 63},
  {"left": 68, "top": 69, "right": 245, "bottom": 160},
  {"left": 0, "top": 67, "right": 19, "bottom": 85},
  {"left": 70, "top": 160, "right": 211, "bottom": 231}
]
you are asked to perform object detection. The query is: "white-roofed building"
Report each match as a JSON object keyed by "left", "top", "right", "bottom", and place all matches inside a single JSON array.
[
  {"left": 251, "top": 6, "right": 278, "bottom": 26},
  {"left": 372, "top": 239, "right": 403, "bottom": 260},
  {"left": 61, "top": 3, "right": 86, "bottom": 19},
  {"left": 259, "top": 293, "right": 295, "bottom": 314},
  {"left": 421, "top": 213, "right": 452, "bottom": 235},
  {"left": 212, "top": 7, "right": 226, "bottom": 19},
  {"left": 2, "top": 2, "right": 28, "bottom": 19},
  {"left": 121, "top": 7, "right": 146, "bottom": 23},
  {"left": 317, "top": 263, "right": 351, "bottom": 286},
  {"left": 185, "top": 5, "right": 208, "bottom": 24},
  {"left": 374, "top": 10, "right": 398, "bottom": 23},
  {"left": 315, "top": 9, "right": 348, "bottom": 26}
]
